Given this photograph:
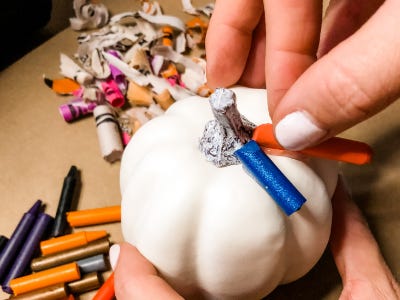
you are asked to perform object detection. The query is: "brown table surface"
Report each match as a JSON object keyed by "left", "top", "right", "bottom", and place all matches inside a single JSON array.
[{"left": 0, "top": 1, "right": 399, "bottom": 299}]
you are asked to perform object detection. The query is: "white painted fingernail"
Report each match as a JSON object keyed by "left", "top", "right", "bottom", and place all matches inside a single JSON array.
[
  {"left": 109, "top": 244, "right": 120, "bottom": 270},
  {"left": 275, "top": 111, "right": 327, "bottom": 150}
]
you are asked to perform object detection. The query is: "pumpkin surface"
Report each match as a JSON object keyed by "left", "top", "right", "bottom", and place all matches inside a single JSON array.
[{"left": 120, "top": 87, "right": 338, "bottom": 299}]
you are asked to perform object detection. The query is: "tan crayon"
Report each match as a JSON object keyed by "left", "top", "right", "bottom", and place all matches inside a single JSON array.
[
  {"left": 67, "top": 272, "right": 102, "bottom": 294},
  {"left": 31, "top": 238, "right": 110, "bottom": 272},
  {"left": 66, "top": 206, "right": 121, "bottom": 227},
  {"left": 9, "top": 262, "right": 80, "bottom": 296}
]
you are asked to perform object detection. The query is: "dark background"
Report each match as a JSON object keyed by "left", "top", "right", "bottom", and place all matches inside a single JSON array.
[{"left": 1, "top": 0, "right": 73, "bottom": 70}]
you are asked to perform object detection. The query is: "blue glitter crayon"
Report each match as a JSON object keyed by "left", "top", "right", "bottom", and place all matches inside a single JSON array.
[{"left": 235, "top": 140, "right": 306, "bottom": 216}]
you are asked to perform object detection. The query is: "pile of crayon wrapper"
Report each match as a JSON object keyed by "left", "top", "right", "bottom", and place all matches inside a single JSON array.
[
  {"left": 45, "top": 0, "right": 214, "bottom": 163},
  {"left": 0, "top": 166, "right": 119, "bottom": 299}
]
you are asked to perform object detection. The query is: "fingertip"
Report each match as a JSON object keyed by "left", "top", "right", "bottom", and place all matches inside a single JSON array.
[
  {"left": 113, "top": 243, "right": 183, "bottom": 299},
  {"left": 274, "top": 110, "right": 327, "bottom": 150},
  {"left": 113, "top": 243, "right": 156, "bottom": 299},
  {"left": 115, "top": 242, "right": 157, "bottom": 275},
  {"left": 205, "top": 31, "right": 248, "bottom": 89},
  {"left": 272, "top": 1, "right": 400, "bottom": 150},
  {"left": 205, "top": 0, "right": 264, "bottom": 89},
  {"left": 109, "top": 244, "right": 120, "bottom": 270}
]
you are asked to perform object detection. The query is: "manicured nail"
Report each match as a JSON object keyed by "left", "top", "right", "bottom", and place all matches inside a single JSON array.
[
  {"left": 275, "top": 111, "right": 327, "bottom": 150},
  {"left": 109, "top": 244, "right": 120, "bottom": 270}
]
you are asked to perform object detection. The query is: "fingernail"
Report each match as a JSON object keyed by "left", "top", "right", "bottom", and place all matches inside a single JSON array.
[
  {"left": 275, "top": 111, "right": 327, "bottom": 150},
  {"left": 109, "top": 244, "right": 120, "bottom": 270}
]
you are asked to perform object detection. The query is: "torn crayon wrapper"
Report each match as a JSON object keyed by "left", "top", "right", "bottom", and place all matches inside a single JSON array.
[
  {"left": 101, "top": 79, "right": 125, "bottom": 108},
  {"left": 235, "top": 140, "right": 306, "bottom": 216},
  {"left": 107, "top": 50, "right": 127, "bottom": 90},
  {"left": 59, "top": 99, "right": 97, "bottom": 122}
]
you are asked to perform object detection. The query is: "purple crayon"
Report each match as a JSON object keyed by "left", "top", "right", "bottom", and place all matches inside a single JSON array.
[
  {"left": 59, "top": 99, "right": 97, "bottom": 122},
  {"left": 0, "top": 236, "right": 8, "bottom": 254},
  {"left": 2, "top": 213, "right": 53, "bottom": 294},
  {"left": 0, "top": 200, "right": 42, "bottom": 283},
  {"left": 107, "top": 50, "right": 127, "bottom": 91},
  {"left": 0, "top": 236, "right": 9, "bottom": 263}
]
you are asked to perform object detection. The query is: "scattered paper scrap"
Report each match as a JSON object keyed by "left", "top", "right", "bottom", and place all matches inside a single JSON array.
[{"left": 45, "top": 0, "right": 214, "bottom": 163}]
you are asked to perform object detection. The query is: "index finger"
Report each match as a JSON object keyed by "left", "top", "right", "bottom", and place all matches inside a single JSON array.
[
  {"left": 264, "top": 0, "right": 323, "bottom": 114},
  {"left": 206, "top": 0, "right": 264, "bottom": 88}
]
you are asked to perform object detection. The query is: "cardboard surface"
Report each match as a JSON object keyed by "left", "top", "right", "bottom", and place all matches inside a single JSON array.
[{"left": 0, "top": 1, "right": 399, "bottom": 299}]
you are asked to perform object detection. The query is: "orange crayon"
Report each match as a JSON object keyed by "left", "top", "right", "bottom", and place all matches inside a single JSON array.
[
  {"left": 252, "top": 123, "right": 373, "bottom": 165},
  {"left": 67, "top": 206, "right": 121, "bottom": 227},
  {"left": 93, "top": 272, "right": 115, "bottom": 300},
  {"left": 40, "top": 231, "right": 108, "bottom": 256},
  {"left": 161, "top": 26, "right": 174, "bottom": 47},
  {"left": 43, "top": 77, "right": 80, "bottom": 95},
  {"left": 9, "top": 262, "right": 81, "bottom": 296}
]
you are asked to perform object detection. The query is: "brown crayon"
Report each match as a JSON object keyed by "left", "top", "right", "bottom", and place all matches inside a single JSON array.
[
  {"left": 31, "top": 238, "right": 110, "bottom": 272},
  {"left": 67, "top": 272, "right": 102, "bottom": 294}
]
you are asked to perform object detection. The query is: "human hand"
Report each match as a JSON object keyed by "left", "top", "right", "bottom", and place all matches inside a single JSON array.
[
  {"left": 110, "top": 177, "right": 399, "bottom": 299},
  {"left": 109, "top": 243, "right": 183, "bottom": 299},
  {"left": 206, "top": 0, "right": 400, "bottom": 150},
  {"left": 330, "top": 176, "right": 400, "bottom": 299}
]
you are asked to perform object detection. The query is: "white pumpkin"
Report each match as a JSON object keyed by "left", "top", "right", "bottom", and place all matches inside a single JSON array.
[{"left": 120, "top": 87, "right": 338, "bottom": 299}]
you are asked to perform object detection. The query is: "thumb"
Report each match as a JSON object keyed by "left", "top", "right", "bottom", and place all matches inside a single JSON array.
[
  {"left": 111, "top": 243, "right": 183, "bottom": 299},
  {"left": 272, "top": 1, "right": 400, "bottom": 150},
  {"left": 329, "top": 177, "right": 400, "bottom": 298}
]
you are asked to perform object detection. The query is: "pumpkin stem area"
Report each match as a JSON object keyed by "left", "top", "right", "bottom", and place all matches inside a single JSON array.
[{"left": 199, "top": 88, "right": 255, "bottom": 167}]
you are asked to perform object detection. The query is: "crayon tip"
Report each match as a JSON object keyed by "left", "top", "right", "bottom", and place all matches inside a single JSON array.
[
  {"left": 85, "top": 231, "right": 108, "bottom": 243},
  {"left": 43, "top": 77, "right": 53, "bottom": 89},
  {"left": 67, "top": 166, "right": 78, "bottom": 178},
  {"left": 2, "top": 285, "right": 13, "bottom": 294},
  {"left": 0, "top": 235, "right": 8, "bottom": 252},
  {"left": 27, "top": 200, "right": 42, "bottom": 215}
]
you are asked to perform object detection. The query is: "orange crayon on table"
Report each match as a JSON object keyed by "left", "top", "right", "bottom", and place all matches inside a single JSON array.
[
  {"left": 93, "top": 272, "right": 114, "bottom": 300},
  {"left": 9, "top": 283, "right": 67, "bottom": 299},
  {"left": 67, "top": 206, "right": 121, "bottom": 227},
  {"left": 40, "top": 231, "right": 108, "bottom": 256},
  {"left": 9, "top": 262, "right": 80, "bottom": 296},
  {"left": 43, "top": 77, "right": 80, "bottom": 95},
  {"left": 252, "top": 123, "right": 373, "bottom": 165}
]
